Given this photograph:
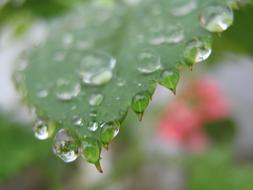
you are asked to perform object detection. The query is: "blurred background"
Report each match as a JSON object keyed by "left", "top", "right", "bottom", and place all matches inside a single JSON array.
[{"left": 1, "top": 0, "right": 253, "bottom": 190}]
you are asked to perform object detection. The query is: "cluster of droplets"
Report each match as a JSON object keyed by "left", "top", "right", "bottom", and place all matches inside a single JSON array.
[
  {"left": 29, "top": 0, "right": 237, "bottom": 172},
  {"left": 32, "top": 118, "right": 121, "bottom": 172},
  {"left": 79, "top": 51, "right": 116, "bottom": 86}
]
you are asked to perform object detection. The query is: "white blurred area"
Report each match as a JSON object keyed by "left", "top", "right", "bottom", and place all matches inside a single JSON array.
[{"left": 0, "top": 22, "right": 48, "bottom": 122}]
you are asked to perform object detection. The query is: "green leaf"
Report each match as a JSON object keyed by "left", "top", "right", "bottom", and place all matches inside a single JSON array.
[{"left": 17, "top": 0, "right": 239, "bottom": 166}]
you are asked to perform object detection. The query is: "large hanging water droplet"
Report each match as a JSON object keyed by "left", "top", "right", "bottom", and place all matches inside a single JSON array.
[
  {"left": 79, "top": 51, "right": 116, "bottom": 86},
  {"left": 183, "top": 37, "right": 212, "bottom": 66},
  {"left": 149, "top": 23, "right": 184, "bottom": 45},
  {"left": 100, "top": 122, "right": 120, "bottom": 144},
  {"left": 89, "top": 93, "right": 104, "bottom": 106},
  {"left": 33, "top": 119, "right": 55, "bottom": 140},
  {"left": 82, "top": 137, "right": 101, "bottom": 164},
  {"left": 159, "top": 70, "right": 180, "bottom": 94},
  {"left": 171, "top": 0, "right": 197, "bottom": 17},
  {"left": 131, "top": 91, "right": 150, "bottom": 120},
  {"left": 199, "top": 4, "right": 234, "bottom": 33},
  {"left": 55, "top": 79, "right": 81, "bottom": 101},
  {"left": 137, "top": 50, "right": 162, "bottom": 74},
  {"left": 52, "top": 129, "right": 80, "bottom": 163}
]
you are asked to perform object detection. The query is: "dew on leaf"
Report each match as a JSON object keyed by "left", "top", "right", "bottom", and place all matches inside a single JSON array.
[
  {"left": 131, "top": 91, "right": 150, "bottom": 118},
  {"left": 89, "top": 93, "right": 104, "bottom": 106},
  {"left": 55, "top": 79, "right": 81, "bottom": 101},
  {"left": 62, "top": 33, "right": 74, "bottom": 48},
  {"left": 79, "top": 51, "right": 116, "bottom": 86},
  {"left": 82, "top": 137, "right": 101, "bottom": 163},
  {"left": 52, "top": 129, "right": 80, "bottom": 163},
  {"left": 149, "top": 23, "right": 184, "bottom": 45},
  {"left": 37, "top": 89, "right": 48, "bottom": 98},
  {"left": 159, "top": 70, "right": 180, "bottom": 94},
  {"left": 171, "top": 0, "right": 197, "bottom": 17},
  {"left": 89, "top": 110, "right": 98, "bottom": 118},
  {"left": 73, "top": 116, "right": 84, "bottom": 127},
  {"left": 33, "top": 119, "right": 55, "bottom": 140},
  {"left": 87, "top": 121, "right": 99, "bottom": 132},
  {"left": 183, "top": 37, "right": 212, "bottom": 66},
  {"left": 116, "top": 78, "right": 126, "bottom": 87},
  {"left": 76, "top": 40, "right": 93, "bottom": 51},
  {"left": 53, "top": 52, "right": 65, "bottom": 62},
  {"left": 199, "top": 4, "right": 234, "bottom": 32},
  {"left": 137, "top": 50, "right": 162, "bottom": 74},
  {"left": 100, "top": 122, "right": 120, "bottom": 144}
]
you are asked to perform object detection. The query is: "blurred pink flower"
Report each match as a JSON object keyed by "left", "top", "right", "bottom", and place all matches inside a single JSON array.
[{"left": 157, "top": 77, "right": 230, "bottom": 153}]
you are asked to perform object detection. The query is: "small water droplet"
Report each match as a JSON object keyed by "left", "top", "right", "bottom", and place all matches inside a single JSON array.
[
  {"left": 171, "top": 0, "right": 197, "bottom": 17},
  {"left": 73, "top": 116, "right": 83, "bottom": 127},
  {"left": 37, "top": 90, "right": 48, "bottom": 98},
  {"left": 199, "top": 4, "right": 234, "bottom": 32},
  {"left": 63, "top": 34, "right": 74, "bottom": 48},
  {"left": 159, "top": 70, "right": 180, "bottom": 94},
  {"left": 53, "top": 52, "right": 65, "bottom": 62},
  {"left": 33, "top": 119, "right": 54, "bottom": 140},
  {"left": 79, "top": 51, "right": 116, "bottom": 86},
  {"left": 100, "top": 122, "right": 120, "bottom": 144},
  {"left": 116, "top": 78, "right": 126, "bottom": 87},
  {"left": 88, "top": 121, "right": 99, "bottom": 132},
  {"left": 82, "top": 137, "right": 100, "bottom": 163},
  {"left": 52, "top": 129, "right": 80, "bottom": 163},
  {"left": 116, "top": 96, "right": 120, "bottom": 101},
  {"left": 131, "top": 91, "right": 150, "bottom": 115},
  {"left": 149, "top": 24, "right": 184, "bottom": 45},
  {"left": 137, "top": 50, "right": 162, "bottom": 74},
  {"left": 55, "top": 79, "right": 81, "bottom": 101},
  {"left": 183, "top": 37, "right": 212, "bottom": 66},
  {"left": 89, "top": 93, "right": 104, "bottom": 106},
  {"left": 76, "top": 41, "right": 93, "bottom": 51},
  {"left": 89, "top": 110, "right": 98, "bottom": 118}
]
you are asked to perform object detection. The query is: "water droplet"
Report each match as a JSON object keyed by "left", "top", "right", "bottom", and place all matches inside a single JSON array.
[
  {"left": 55, "top": 79, "right": 81, "bottom": 101},
  {"left": 149, "top": 24, "right": 184, "bottom": 45},
  {"left": 89, "top": 93, "right": 104, "bottom": 106},
  {"left": 53, "top": 52, "right": 65, "bottom": 62},
  {"left": 89, "top": 110, "right": 98, "bottom": 118},
  {"left": 76, "top": 41, "right": 93, "bottom": 51},
  {"left": 88, "top": 121, "right": 99, "bottom": 132},
  {"left": 137, "top": 50, "right": 162, "bottom": 74},
  {"left": 79, "top": 51, "right": 116, "bottom": 86},
  {"left": 37, "top": 90, "right": 48, "bottom": 98},
  {"left": 82, "top": 137, "right": 101, "bottom": 163},
  {"left": 183, "top": 37, "right": 212, "bottom": 66},
  {"left": 116, "top": 78, "right": 126, "bottom": 87},
  {"left": 33, "top": 119, "right": 54, "bottom": 140},
  {"left": 116, "top": 96, "right": 120, "bottom": 101},
  {"left": 52, "top": 129, "right": 80, "bottom": 163},
  {"left": 63, "top": 34, "right": 74, "bottom": 48},
  {"left": 159, "top": 70, "right": 180, "bottom": 94},
  {"left": 100, "top": 122, "right": 120, "bottom": 144},
  {"left": 199, "top": 4, "right": 234, "bottom": 32},
  {"left": 131, "top": 91, "right": 150, "bottom": 115},
  {"left": 171, "top": 0, "right": 197, "bottom": 17},
  {"left": 73, "top": 116, "right": 83, "bottom": 127}
]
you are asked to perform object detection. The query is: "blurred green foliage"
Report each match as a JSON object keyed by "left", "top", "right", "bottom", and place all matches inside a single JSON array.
[
  {"left": 0, "top": 114, "right": 50, "bottom": 181},
  {"left": 211, "top": 2, "right": 253, "bottom": 60},
  {"left": 187, "top": 147, "right": 253, "bottom": 190}
]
